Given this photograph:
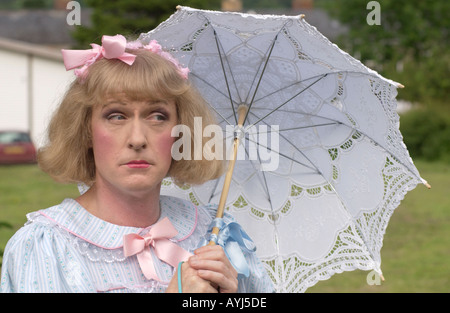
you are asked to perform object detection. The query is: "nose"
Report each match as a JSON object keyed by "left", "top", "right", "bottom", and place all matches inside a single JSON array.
[{"left": 127, "top": 121, "right": 147, "bottom": 151}]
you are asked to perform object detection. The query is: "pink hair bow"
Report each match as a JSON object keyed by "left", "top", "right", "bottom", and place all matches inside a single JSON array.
[
  {"left": 61, "top": 34, "right": 136, "bottom": 79},
  {"left": 123, "top": 217, "right": 192, "bottom": 281},
  {"left": 61, "top": 34, "right": 189, "bottom": 80}
]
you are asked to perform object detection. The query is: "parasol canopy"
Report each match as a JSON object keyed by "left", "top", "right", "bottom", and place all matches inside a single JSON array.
[{"left": 139, "top": 6, "right": 429, "bottom": 292}]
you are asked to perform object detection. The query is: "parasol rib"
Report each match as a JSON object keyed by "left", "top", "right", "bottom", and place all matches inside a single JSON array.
[
  {"left": 190, "top": 72, "right": 238, "bottom": 127},
  {"left": 253, "top": 122, "right": 341, "bottom": 133},
  {"left": 253, "top": 71, "right": 398, "bottom": 105},
  {"left": 213, "top": 29, "right": 238, "bottom": 124},
  {"left": 243, "top": 23, "right": 291, "bottom": 126},
  {"left": 249, "top": 130, "right": 285, "bottom": 290},
  {"left": 250, "top": 73, "right": 328, "bottom": 126},
  {"left": 246, "top": 110, "right": 325, "bottom": 175},
  {"left": 243, "top": 32, "right": 280, "bottom": 123}
]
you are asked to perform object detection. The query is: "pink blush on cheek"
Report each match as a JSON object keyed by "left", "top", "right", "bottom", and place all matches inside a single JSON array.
[
  {"left": 91, "top": 127, "right": 117, "bottom": 157},
  {"left": 158, "top": 132, "right": 176, "bottom": 159}
]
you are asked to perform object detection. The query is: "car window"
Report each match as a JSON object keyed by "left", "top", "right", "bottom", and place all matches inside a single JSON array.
[{"left": 0, "top": 132, "right": 31, "bottom": 143}]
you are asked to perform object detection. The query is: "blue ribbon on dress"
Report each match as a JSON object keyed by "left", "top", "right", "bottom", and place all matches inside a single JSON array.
[{"left": 200, "top": 218, "right": 256, "bottom": 277}]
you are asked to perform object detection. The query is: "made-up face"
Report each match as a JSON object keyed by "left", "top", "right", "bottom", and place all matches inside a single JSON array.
[{"left": 90, "top": 97, "right": 178, "bottom": 197}]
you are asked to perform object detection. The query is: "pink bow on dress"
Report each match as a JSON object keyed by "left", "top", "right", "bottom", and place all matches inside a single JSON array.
[{"left": 123, "top": 217, "right": 192, "bottom": 281}]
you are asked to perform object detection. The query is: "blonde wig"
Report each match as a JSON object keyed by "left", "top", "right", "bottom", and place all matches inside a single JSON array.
[{"left": 38, "top": 49, "right": 225, "bottom": 186}]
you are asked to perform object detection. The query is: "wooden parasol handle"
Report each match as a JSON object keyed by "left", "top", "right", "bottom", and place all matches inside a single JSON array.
[{"left": 208, "top": 105, "right": 248, "bottom": 245}]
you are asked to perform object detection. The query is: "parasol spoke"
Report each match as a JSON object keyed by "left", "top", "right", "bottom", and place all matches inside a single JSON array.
[
  {"left": 245, "top": 136, "right": 319, "bottom": 173},
  {"left": 205, "top": 135, "right": 276, "bottom": 204},
  {"left": 252, "top": 70, "right": 394, "bottom": 106},
  {"left": 244, "top": 33, "right": 280, "bottom": 119},
  {"left": 247, "top": 137, "right": 284, "bottom": 269},
  {"left": 250, "top": 73, "right": 329, "bottom": 126},
  {"left": 211, "top": 24, "right": 249, "bottom": 125},
  {"left": 245, "top": 112, "right": 321, "bottom": 173},
  {"left": 243, "top": 24, "right": 290, "bottom": 126},
  {"left": 190, "top": 72, "right": 239, "bottom": 126},
  {"left": 256, "top": 122, "right": 341, "bottom": 133},
  {"left": 206, "top": 174, "right": 223, "bottom": 204}
]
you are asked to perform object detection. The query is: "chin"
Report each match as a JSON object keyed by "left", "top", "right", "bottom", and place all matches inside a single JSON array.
[{"left": 123, "top": 179, "right": 161, "bottom": 194}]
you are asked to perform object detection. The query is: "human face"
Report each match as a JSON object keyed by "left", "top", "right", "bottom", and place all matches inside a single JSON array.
[{"left": 90, "top": 97, "right": 178, "bottom": 196}]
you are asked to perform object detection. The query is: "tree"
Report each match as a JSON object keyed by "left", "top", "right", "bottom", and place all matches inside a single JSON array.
[
  {"left": 319, "top": 0, "right": 449, "bottom": 104},
  {"left": 71, "top": 0, "right": 221, "bottom": 48}
]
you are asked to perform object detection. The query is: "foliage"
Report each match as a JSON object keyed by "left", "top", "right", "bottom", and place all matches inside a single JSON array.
[
  {"left": 71, "top": 0, "right": 221, "bottom": 48},
  {"left": 400, "top": 106, "right": 450, "bottom": 162},
  {"left": 243, "top": 0, "right": 291, "bottom": 9},
  {"left": 318, "top": 0, "right": 450, "bottom": 104}
]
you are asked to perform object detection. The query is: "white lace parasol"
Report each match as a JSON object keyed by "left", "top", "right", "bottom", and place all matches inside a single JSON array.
[{"left": 140, "top": 6, "right": 429, "bottom": 292}]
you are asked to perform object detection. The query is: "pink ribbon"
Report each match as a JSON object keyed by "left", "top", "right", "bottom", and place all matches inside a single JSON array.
[
  {"left": 61, "top": 34, "right": 136, "bottom": 78},
  {"left": 61, "top": 34, "right": 189, "bottom": 80},
  {"left": 123, "top": 217, "right": 192, "bottom": 281}
]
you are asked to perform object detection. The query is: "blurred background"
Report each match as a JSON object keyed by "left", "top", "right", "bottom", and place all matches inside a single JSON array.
[{"left": 0, "top": 0, "right": 448, "bottom": 292}]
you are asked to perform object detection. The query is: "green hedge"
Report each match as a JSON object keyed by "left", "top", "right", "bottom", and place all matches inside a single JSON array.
[{"left": 400, "top": 107, "right": 450, "bottom": 162}]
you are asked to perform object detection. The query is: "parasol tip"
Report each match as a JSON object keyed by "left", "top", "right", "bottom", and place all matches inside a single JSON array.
[
  {"left": 380, "top": 274, "right": 385, "bottom": 282},
  {"left": 425, "top": 182, "right": 431, "bottom": 189},
  {"left": 397, "top": 83, "right": 405, "bottom": 88},
  {"left": 176, "top": 5, "right": 182, "bottom": 10},
  {"left": 298, "top": 14, "right": 306, "bottom": 19}
]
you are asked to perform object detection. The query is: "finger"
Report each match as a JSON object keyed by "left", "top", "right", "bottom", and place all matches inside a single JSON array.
[
  {"left": 179, "top": 262, "right": 218, "bottom": 293},
  {"left": 197, "top": 269, "right": 238, "bottom": 293},
  {"left": 194, "top": 244, "right": 223, "bottom": 256},
  {"left": 194, "top": 246, "right": 234, "bottom": 267},
  {"left": 189, "top": 256, "right": 238, "bottom": 288},
  {"left": 191, "top": 245, "right": 239, "bottom": 291},
  {"left": 191, "top": 256, "right": 238, "bottom": 279}
]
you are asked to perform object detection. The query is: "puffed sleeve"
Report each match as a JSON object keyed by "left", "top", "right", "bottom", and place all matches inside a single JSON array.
[{"left": 1, "top": 220, "right": 95, "bottom": 293}]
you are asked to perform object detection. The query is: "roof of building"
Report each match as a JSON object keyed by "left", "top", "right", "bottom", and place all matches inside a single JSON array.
[
  {"left": 0, "top": 9, "right": 91, "bottom": 46},
  {"left": 0, "top": 36, "right": 62, "bottom": 61}
]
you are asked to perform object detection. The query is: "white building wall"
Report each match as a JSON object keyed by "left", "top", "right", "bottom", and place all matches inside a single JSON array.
[
  {"left": 0, "top": 44, "right": 73, "bottom": 148},
  {"left": 0, "top": 49, "right": 29, "bottom": 132},
  {"left": 31, "top": 58, "right": 73, "bottom": 147}
]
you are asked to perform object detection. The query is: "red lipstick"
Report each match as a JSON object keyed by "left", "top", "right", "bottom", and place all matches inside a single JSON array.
[{"left": 126, "top": 160, "right": 150, "bottom": 168}]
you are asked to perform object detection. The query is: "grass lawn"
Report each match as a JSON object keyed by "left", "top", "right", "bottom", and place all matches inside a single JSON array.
[
  {"left": 1, "top": 161, "right": 449, "bottom": 292},
  {"left": 0, "top": 164, "right": 79, "bottom": 262}
]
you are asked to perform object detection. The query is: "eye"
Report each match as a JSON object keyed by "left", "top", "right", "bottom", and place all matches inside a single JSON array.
[
  {"left": 148, "top": 111, "right": 168, "bottom": 122},
  {"left": 106, "top": 112, "right": 126, "bottom": 121},
  {"left": 154, "top": 114, "right": 167, "bottom": 121}
]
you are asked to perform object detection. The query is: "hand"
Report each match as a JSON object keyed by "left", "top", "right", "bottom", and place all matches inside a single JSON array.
[
  {"left": 165, "top": 245, "right": 238, "bottom": 293},
  {"left": 189, "top": 245, "right": 238, "bottom": 293},
  {"left": 166, "top": 260, "right": 218, "bottom": 293}
]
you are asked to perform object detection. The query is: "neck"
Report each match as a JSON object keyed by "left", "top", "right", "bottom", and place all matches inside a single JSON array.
[{"left": 76, "top": 181, "right": 161, "bottom": 228}]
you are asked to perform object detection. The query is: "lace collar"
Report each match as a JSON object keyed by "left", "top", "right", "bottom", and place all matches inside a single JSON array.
[{"left": 36, "top": 196, "right": 198, "bottom": 249}]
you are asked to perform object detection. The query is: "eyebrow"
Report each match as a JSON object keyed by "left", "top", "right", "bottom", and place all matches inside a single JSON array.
[{"left": 102, "top": 99, "right": 169, "bottom": 107}]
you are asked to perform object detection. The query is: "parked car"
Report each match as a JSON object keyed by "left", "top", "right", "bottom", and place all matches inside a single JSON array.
[{"left": 0, "top": 131, "right": 37, "bottom": 164}]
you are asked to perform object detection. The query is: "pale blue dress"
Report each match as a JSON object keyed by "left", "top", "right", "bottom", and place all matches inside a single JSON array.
[{"left": 1, "top": 196, "right": 273, "bottom": 293}]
